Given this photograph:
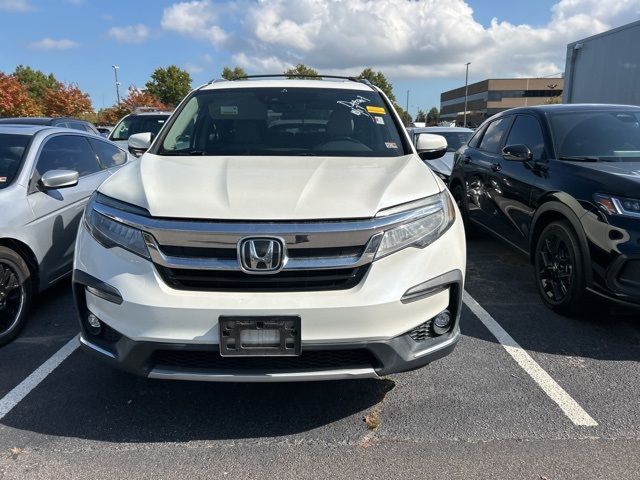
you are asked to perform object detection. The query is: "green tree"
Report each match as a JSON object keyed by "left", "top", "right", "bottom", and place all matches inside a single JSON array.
[
  {"left": 415, "top": 109, "right": 426, "bottom": 123},
  {"left": 357, "top": 68, "right": 396, "bottom": 103},
  {"left": 221, "top": 66, "right": 247, "bottom": 80},
  {"left": 396, "top": 107, "right": 414, "bottom": 126},
  {"left": 145, "top": 65, "right": 192, "bottom": 107},
  {"left": 13, "top": 65, "right": 59, "bottom": 101},
  {"left": 284, "top": 64, "right": 319, "bottom": 79},
  {"left": 427, "top": 107, "right": 439, "bottom": 125}
]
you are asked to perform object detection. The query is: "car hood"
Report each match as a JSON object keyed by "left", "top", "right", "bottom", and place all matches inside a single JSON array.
[
  {"left": 98, "top": 153, "right": 440, "bottom": 220},
  {"left": 568, "top": 161, "right": 640, "bottom": 196},
  {"left": 425, "top": 152, "right": 454, "bottom": 178}
]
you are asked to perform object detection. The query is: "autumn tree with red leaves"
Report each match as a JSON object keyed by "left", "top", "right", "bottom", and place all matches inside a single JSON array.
[
  {"left": 41, "top": 83, "right": 93, "bottom": 117},
  {"left": 0, "top": 73, "right": 43, "bottom": 117},
  {"left": 99, "top": 87, "right": 169, "bottom": 124}
]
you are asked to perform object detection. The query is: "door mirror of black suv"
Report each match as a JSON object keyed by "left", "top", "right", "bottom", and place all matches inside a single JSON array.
[
  {"left": 416, "top": 133, "right": 447, "bottom": 160},
  {"left": 502, "top": 144, "right": 533, "bottom": 161}
]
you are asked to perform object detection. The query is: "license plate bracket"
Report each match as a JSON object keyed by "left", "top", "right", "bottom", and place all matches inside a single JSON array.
[{"left": 219, "top": 316, "right": 301, "bottom": 357}]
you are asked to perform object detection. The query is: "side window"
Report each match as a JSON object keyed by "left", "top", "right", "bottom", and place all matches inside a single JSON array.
[
  {"left": 36, "top": 135, "right": 101, "bottom": 178},
  {"left": 67, "top": 121, "right": 87, "bottom": 132},
  {"left": 468, "top": 123, "right": 487, "bottom": 148},
  {"left": 505, "top": 115, "right": 546, "bottom": 160},
  {"left": 89, "top": 138, "right": 127, "bottom": 168},
  {"left": 478, "top": 117, "right": 512, "bottom": 153}
]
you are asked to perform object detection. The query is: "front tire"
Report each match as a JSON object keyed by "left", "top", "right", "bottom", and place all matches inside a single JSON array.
[
  {"left": 534, "top": 220, "right": 587, "bottom": 315},
  {"left": 0, "top": 246, "right": 33, "bottom": 346}
]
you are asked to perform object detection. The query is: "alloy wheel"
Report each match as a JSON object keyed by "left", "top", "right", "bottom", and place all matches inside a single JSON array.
[
  {"left": 537, "top": 233, "right": 574, "bottom": 303},
  {"left": 0, "top": 262, "right": 25, "bottom": 336}
]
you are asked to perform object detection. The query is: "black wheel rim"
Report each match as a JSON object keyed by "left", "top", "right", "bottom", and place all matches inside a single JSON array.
[
  {"left": 0, "top": 262, "right": 24, "bottom": 335},
  {"left": 537, "top": 233, "right": 574, "bottom": 303}
]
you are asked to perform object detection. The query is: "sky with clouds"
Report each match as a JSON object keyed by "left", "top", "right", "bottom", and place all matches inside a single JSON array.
[{"left": 0, "top": 0, "right": 638, "bottom": 116}]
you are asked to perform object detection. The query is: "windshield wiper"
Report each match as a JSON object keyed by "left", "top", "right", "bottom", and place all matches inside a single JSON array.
[
  {"left": 558, "top": 155, "right": 600, "bottom": 162},
  {"left": 159, "top": 149, "right": 205, "bottom": 156}
]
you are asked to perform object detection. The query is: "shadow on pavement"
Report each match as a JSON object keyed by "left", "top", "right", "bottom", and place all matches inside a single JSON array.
[{"left": 1, "top": 353, "right": 395, "bottom": 442}]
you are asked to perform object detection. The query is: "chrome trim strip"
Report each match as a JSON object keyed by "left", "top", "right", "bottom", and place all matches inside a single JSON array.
[
  {"left": 148, "top": 367, "right": 378, "bottom": 382},
  {"left": 79, "top": 335, "right": 117, "bottom": 359},
  {"left": 412, "top": 327, "right": 460, "bottom": 359},
  {"left": 144, "top": 232, "right": 383, "bottom": 271}
]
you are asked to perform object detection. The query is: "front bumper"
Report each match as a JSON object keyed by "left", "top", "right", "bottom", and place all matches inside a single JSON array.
[{"left": 73, "top": 216, "right": 466, "bottom": 381}]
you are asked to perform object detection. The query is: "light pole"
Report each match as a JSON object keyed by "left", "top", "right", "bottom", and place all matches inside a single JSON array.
[
  {"left": 463, "top": 62, "right": 470, "bottom": 128},
  {"left": 406, "top": 90, "right": 410, "bottom": 114},
  {"left": 112, "top": 65, "right": 121, "bottom": 105}
]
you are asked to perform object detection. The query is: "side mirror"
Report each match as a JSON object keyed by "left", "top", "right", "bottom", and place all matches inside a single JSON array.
[
  {"left": 502, "top": 144, "right": 533, "bottom": 161},
  {"left": 40, "top": 170, "right": 79, "bottom": 189},
  {"left": 416, "top": 133, "right": 447, "bottom": 160},
  {"left": 128, "top": 132, "right": 153, "bottom": 157}
]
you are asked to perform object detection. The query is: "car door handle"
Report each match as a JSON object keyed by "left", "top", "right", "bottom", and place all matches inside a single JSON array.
[{"left": 491, "top": 163, "right": 502, "bottom": 172}]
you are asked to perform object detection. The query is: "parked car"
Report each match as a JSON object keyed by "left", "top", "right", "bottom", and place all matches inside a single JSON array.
[
  {"left": 74, "top": 76, "right": 466, "bottom": 382},
  {"left": 0, "top": 125, "right": 132, "bottom": 345},
  {"left": 96, "top": 126, "right": 112, "bottom": 138},
  {"left": 407, "top": 126, "right": 473, "bottom": 180},
  {"left": 449, "top": 104, "right": 640, "bottom": 313},
  {"left": 0, "top": 117, "right": 100, "bottom": 136},
  {"left": 108, "top": 108, "right": 171, "bottom": 154}
]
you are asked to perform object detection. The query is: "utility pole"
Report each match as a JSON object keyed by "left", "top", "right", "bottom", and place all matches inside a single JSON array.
[
  {"left": 463, "top": 62, "right": 470, "bottom": 128},
  {"left": 112, "top": 65, "right": 121, "bottom": 105},
  {"left": 406, "top": 90, "right": 410, "bottom": 114}
]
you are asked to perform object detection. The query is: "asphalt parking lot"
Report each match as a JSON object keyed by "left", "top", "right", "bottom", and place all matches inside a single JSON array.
[{"left": 0, "top": 235, "right": 638, "bottom": 479}]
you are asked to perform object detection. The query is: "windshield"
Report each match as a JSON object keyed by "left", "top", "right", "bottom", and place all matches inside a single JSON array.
[
  {"left": 434, "top": 131, "right": 473, "bottom": 152},
  {"left": 158, "top": 87, "right": 407, "bottom": 157},
  {"left": 549, "top": 110, "right": 640, "bottom": 161},
  {"left": 0, "top": 134, "right": 31, "bottom": 189},
  {"left": 110, "top": 115, "right": 168, "bottom": 141}
]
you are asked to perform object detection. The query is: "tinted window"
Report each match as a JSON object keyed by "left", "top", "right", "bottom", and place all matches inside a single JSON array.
[
  {"left": 437, "top": 131, "right": 473, "bottom": 152},
  {"left": 67, "top": 122, "right": 87, "bottom": 132},
  {"left": 505, "top": 115, "right": 545, "bottom": 160},
  {"left": 110, "top": 115, "right": 168, "bottom": 141},
  {"left": 479, "top": 117, "right": 511, "bottom": 153},
  {"left": 549, "top": 110, "right": 640, "bottom": 161},
  {"left": 468, "top": 124, "right": 487, "bottom": 148},
  {"left": 159, "top": 87, "right": 407, "bottom": 157},
  {"left": 89, "top": 138, "right": 127, "bottom": 168},
  {"left": 37, "top": 135, "right": 101, "bottom": 177},
  {"left": 0, "top": 134, "right": 31, "bottom": 189}
]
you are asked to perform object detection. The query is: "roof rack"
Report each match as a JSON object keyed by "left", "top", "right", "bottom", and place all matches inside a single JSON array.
[{"left": 207, "top": 74, "right": 375, "bottom": 89}]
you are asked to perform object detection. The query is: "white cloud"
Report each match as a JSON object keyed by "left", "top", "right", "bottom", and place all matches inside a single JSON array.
[
  {"left": 161, "top": 1, "right": 228, "bottom": 45},
  {"left": 108, "top": 24, "right": 150, "bottom": 43},
  {"left": 0, "top": 0, "right": 33, "bottom": 11},
  {"left": 160, "top": 0, "right": 639, "bottom": 79},
  {"left": 185, "top": 62, "right": 204, "bottom": 74},
  {"left": 29, "top": 38, "right": 79, "bottom": 50}
]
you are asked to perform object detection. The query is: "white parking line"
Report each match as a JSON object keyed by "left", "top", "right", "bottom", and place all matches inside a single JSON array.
[
  {"left": 463, "top": 291, "right": 598, "bottom": 427},
  {"left": 0, "top": 335, "right": 79, "bottom": 420}
]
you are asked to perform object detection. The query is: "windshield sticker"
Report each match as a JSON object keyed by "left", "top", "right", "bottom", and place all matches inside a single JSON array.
[
  {"left": 220, "top": 106, "right": 238, "bottom": 115},
  {"left": 336, "top": 96, "right": 373, "bottom": 120},
  {"left": 385, "top": 142, "right": 398, "bottom": 149},
  {"left": 0, "top": 177, "right": 6, "bottom": 183},
  {"left": 374, "top": 116, "right": 385, "bottom": 125},
  {"left": 366, "top": 106, "right": 386, "bottom": 115}
]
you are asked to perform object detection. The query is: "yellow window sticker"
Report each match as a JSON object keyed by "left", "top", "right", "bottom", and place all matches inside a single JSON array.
[{"left": 366, "top": 106, "right": 386, "bottom": 115}]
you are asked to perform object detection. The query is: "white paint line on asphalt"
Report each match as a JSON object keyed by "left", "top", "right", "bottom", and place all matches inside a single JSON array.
[
  {"left": 0, "top": 335, "right": 79, "bottom": 420},
  {"left": 463, "top": 291, "right": 598, "bottom": 427}
]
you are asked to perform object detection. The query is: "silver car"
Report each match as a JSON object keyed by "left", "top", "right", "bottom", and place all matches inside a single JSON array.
[
  {"left": 0, "top": 125, "right": 132, "bottom": 345},
  {"left": 407, "top": 126, "right": 473, "bottom": 180}
]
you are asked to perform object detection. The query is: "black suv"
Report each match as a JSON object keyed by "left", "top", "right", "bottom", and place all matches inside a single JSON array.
[{"left": 449, "top": 104, "right": 640, "bottom": 313}]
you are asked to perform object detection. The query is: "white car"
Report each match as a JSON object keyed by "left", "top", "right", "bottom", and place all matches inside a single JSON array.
[
  {"left": 407, "top": 126, "right": 473, "bottom": 180},
  {"left": 108, "top": 109, "right": 171, "bottom": 154},
  {"left": 73, "top": 76, "right": 466, "bottom": 382}
]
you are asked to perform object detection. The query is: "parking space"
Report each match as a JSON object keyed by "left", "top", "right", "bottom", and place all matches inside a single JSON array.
[{"left": 0, "top": 236, "right": 639, "bottom": 479}]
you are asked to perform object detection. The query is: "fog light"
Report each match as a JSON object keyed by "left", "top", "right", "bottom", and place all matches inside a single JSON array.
[
  {"left": 86, "top": 313, "right": 102, "bottom": 335},
  {"left": 432, "top": 310, "right": 452, "bottom": 335}
]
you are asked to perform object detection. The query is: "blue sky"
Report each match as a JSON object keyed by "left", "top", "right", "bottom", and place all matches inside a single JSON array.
[{"left": 0, "top": 0, "right": 635, "bottom": 117}]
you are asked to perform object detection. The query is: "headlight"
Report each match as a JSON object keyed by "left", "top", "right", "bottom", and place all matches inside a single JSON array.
[
  {"left": 594, "top": 194, "right": 640, "bottom": 218},
  {"left": 84, "top": 199, "right": 150, "bottom": 259},
  {"left": 375, "top": 191, "right": 455, "bottom": 259}
]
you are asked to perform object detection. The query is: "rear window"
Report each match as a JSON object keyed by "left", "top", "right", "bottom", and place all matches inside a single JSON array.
[
  {"left": 0, "top": 134, "right": 31, "bottom": 189},
  {"left": 157, "top": 87, "right": 407, "bottom": 157},
  {"left": 110, "top": 115, "right": 168, "bottom": 141}
]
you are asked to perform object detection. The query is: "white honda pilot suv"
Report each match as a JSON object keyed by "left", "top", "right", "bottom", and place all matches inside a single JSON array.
[{"left": 73, "top": 76, "right": 466, "bottom": 382}]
